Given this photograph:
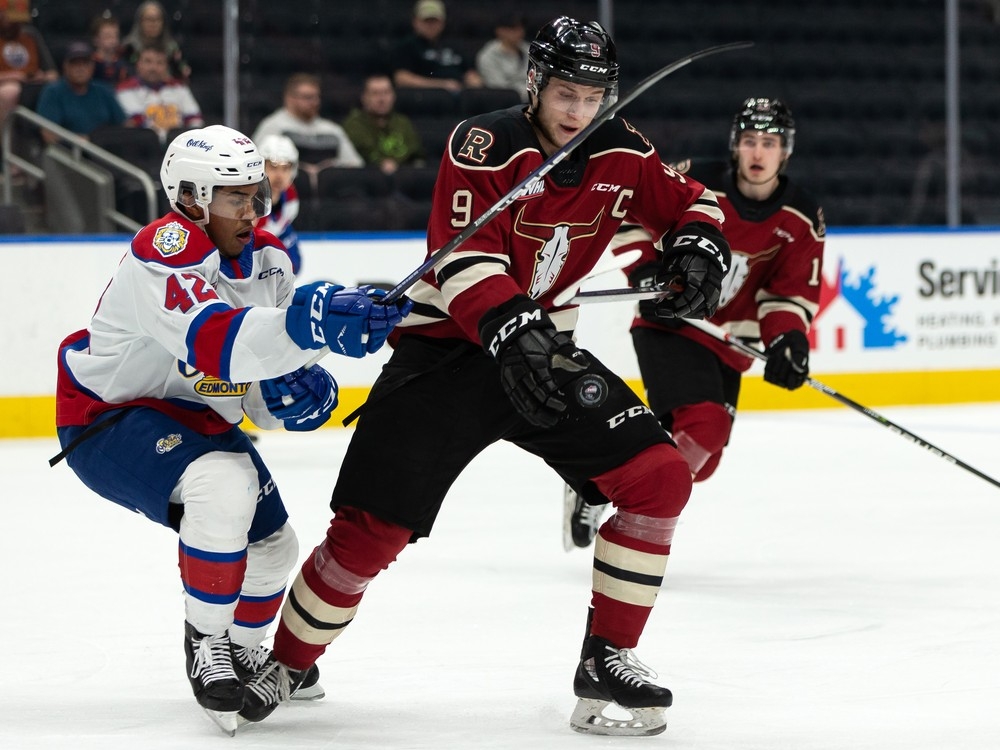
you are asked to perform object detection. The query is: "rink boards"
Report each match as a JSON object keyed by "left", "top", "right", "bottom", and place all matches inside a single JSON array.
[{"left": 2, "top": 227, "right": 998, "bottom": 437}]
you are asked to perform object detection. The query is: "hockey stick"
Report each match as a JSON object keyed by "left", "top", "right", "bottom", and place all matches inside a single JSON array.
[
  {"left": 378, "top": 40, "right": 754, "bottom": 306},
  {"left": 681, "top": 317, "right": 1000, "bottom": 491},
  {"left": 560, "top": 286, "right": 666, "bottom": 305},
  {"left": 553, "top": 248, "right": 643, "bottom": 306},
  {"left": 562, "top": 286, "right": 1000, "bottom": 489},
  {"left": 292, "top": 252, "right": 644, "bottom": 387}
]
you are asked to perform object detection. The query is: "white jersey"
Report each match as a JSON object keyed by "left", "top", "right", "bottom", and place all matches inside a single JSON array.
[
  {"left": 57, "top": 213, "right": 317, "bottom": 434},
  {"left": 251, "top": 108, "right": 364, "bottom": 168},
  {"left": 116, "top": 76, "right": 204, "bottom": 139}
]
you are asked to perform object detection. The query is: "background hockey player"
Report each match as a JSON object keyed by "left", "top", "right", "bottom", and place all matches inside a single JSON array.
[
  {"left": 256, "top": 134, "right": 303, "bottom": 274},
  {"left": 565, "top": 97, "right": 826, "bottom": 548},
  {"left": 238, "top": 17, "right": 730, "bottom": 737},
  {"left": 52, "top": 125, "right": 410, "bottom": 734}
]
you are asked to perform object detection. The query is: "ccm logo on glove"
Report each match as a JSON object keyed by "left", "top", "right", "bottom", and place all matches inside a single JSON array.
[
  {"left": 307, "top": 282, "right": 334, "bottom": 346},
  {"left": 670, "top": 232, "right": 729, "bottom": 273},
  {"left": 486, "top": 307, "right": 544, "bottom": 357}
]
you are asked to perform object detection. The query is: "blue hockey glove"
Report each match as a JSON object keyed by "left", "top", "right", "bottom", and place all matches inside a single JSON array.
[
  {"left": 260, "top": 365, "right": 338, "bottom": 431},
  {"left": 357, "top": 287, "right": 413, "bottom": 355},
  {"left": 285, "top": 281, "right": 344, "bottom": 351},
  {"left": 285, "top": 282, "right": 412, "bottom": 357},
  {"left": 763, "top": 329, "right": 810, "bottom": 390}
]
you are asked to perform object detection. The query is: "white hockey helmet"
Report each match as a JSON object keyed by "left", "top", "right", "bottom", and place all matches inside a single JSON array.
[
  {"left": 160, "top": 124, "right": 272, "bottom": 225},
  {"left": 257, "top": 133, "right": 299, "bottom": 179}
]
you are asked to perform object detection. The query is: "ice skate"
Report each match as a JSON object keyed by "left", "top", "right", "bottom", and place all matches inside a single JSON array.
[
  {"left": 232, "top": 642, "right": 325, "bottom": 701},
  {"left": 239, "top": 653, "right": 312, "bottom": 722},
  {"left": 562, "top": 484, "right": 604, "bottom": 551},
  {"left": 184, "top": 622, "right": 243, "bottom": 736},
  {"left": 570, "top": 634, "right": 672, "bottom": 736}
]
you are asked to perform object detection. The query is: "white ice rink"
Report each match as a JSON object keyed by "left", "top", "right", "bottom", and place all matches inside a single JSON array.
[{"left": 3, "top": 402, "right": 999, "bottom": 749}]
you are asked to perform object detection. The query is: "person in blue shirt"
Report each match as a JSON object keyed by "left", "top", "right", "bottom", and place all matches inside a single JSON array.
[{"left": 36, "top": 40, "right": 125, "bottom": 143}]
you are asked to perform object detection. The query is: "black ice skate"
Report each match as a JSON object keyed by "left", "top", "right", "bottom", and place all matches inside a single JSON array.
[
  {"left": 183, "top": 622, "right": 243, "bottom": 736},
  {"left": 562, "top": 483, "right": 605, "bottom": 551},
  {"left": 239, "top": 653, "right": 312, "bottom": 723},
  {"left": 232, "top": 642, "right": 325, "bottom": 701},
  {"left": 571, "top": 634, "right": 673, "bottom": 736}
]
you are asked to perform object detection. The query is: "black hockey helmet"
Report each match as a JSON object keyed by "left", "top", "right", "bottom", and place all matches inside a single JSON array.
[
  {"left": 729, "top": 97, "right": 796, "bottom": 156},
  {"left": 527, "top": 16, "right": 619, "bottom": 113}
]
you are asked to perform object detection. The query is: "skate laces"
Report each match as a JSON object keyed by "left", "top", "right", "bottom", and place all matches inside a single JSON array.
[
  {"left": 602, "top": 645, "right": 658, "bottom": 688},
  {"left": 576, "top": 502, "right": 603, "bottom": 529},
  {"left": 232, "top": 643, "right": 271, "bottom": 674},
  {"left": 190, "top": 632, "right": 237, "bottom": 685},
  {"left": 246, "top": 658, "right": 293, "bottom": 705}
]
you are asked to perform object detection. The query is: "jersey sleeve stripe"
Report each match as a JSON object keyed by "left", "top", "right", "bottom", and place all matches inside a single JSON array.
[
  {"left": 185, "top": 304, "right": 250, "bottom": 383},
  {"left": 436, "top": 253, "right": 509, "bottom": 284}
]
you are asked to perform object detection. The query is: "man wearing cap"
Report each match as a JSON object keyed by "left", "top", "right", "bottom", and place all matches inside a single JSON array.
[
  {"left": 36, "top": 40, "right": 125, "bottom": 143},
  {"left": 390, "top": 0, "right": 482, "bottom": 93}
]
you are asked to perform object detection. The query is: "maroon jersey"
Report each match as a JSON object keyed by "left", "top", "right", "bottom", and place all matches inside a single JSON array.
[
  {"left": 626, "top": 159, "right": 826, "bottom": 372},
  {"left": 397, "top": 107, "right": 725, "bottom": 344}
]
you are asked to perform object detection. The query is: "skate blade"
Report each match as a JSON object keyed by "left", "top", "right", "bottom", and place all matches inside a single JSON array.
[
  {"left": 569, "top": 698, "right": 667, "bottom": 737},
  {"left": 203, "top": 708, "right": 240, "bottom": 736},
  {"left": 562, "top": 486, "right": 576, "bottom": 552},
  {"left": 290, "top": 682, "right": 326, "bottom": 701}
]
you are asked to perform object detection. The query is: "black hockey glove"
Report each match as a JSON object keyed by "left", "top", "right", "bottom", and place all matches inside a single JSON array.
[
  {"left": 479, "top": 296, "right": 591, "bottom": 428},
  {"left": 630, "top": 263, "right": 683, "bottom": 327},
  {"left": 763, "top": 329, "right": 810, "bottom": 390},
  {"left": 641, "top": 222, "right": 730, "bottom": 320}
]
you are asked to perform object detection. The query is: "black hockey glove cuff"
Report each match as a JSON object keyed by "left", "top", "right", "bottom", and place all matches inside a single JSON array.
[
  {"left": 479, "top": 296, "right": 592, "bottom": 428},
  {"left": 764, "top": 329, "right": 810, "bottom": 390},
  {"left": 650, "top": 222, "right": 731, "bottom": 320},
  {"left": 629, "top": 262, "right": 683, "bottom": 327}
]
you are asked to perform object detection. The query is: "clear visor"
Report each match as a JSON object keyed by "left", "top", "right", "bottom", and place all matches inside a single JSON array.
[
  {"left": 536, "top": 73, "right": 617, "bottom": 118},
  {"left": 208, "top": 179, "right": 272, "bottom": 220}
]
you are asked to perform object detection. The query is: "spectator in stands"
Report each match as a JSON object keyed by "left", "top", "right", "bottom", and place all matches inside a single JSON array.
[
  {"left": 90, "top": 13, "right": 130, "bottom": 87},
  {"left": 252, "top": 73, "right": 363, "bottom": 168},
  {"left": 0, "top": 0, "right": 57, "bottom": 126},
  {"left": 116, "top": 43, "right": 203, "bottom": 142},
  {"left": 36, "top": 41, "right": 125, "bottom": 144},
  {"left": 256, "top": 134, "right": 303, "bottom": 274},
  {"left": 341, "top": 73, "right": 426, "bottom": 175},
  {"left": 475, "top": 12, "right": 530, "bottom": 102},
  {"left": 121, "top": 1, "right": 190, "bottom": 82},
  {"left": 390, "top": 0, "right": 482, "bottom": 93}
]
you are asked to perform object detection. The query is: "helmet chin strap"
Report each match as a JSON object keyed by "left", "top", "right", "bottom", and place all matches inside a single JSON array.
[
  {"left": 526, "top": 68, "right": 541, "bottom": 117},
  {"left": 175, "top": 197, "right": 210, "bottom": 227}
]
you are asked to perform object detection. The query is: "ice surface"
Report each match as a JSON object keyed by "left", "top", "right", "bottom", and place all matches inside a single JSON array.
[{"left": 3, "top": 403, "right": 999, "bottom": 748}]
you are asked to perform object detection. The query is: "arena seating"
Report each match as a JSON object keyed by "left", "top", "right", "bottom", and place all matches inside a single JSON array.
[{"left": 27, "top": 0, "right": 1000, "bottom": 229}]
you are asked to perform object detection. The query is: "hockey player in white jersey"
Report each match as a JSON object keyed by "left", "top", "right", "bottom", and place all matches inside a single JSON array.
[{"left": 52, "top": 124, "right": 410, "bottom": 734}]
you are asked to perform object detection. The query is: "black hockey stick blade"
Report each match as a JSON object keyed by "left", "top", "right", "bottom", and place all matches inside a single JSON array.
[
  {"left": 682, "top": 317, "right": 1000, "bottom": 491},
  {"left": 379, "top": 40, "right": 754, "bottom": 305}
]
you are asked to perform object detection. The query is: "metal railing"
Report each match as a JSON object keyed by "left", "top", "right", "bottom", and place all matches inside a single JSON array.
[{"left": 1, "top": 106, "right": 158, "bottom": 233}]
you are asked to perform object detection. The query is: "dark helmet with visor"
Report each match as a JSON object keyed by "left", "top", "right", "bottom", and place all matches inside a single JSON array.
[
  {"left": 527, "top": 16, "right": 620, "bottom": 114},
  {"left": 729, "top": 97, "right": 796, "bottom": 156}
]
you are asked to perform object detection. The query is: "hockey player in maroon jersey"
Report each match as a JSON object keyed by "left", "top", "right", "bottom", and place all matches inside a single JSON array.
[
  {"left": 239, "top": 17, "right": 730, "bottom": 736},
  {"left": 565, "top": 97, "right": 826, "bottom": 548},
  {"left": 52, "top": 125, "right": 409, "bottom": 734}
]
